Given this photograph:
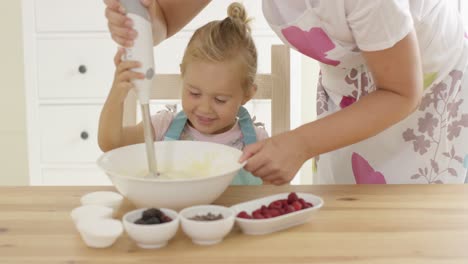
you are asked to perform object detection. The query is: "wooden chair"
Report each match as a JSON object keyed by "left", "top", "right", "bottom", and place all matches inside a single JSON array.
[{"left": 123, "top": 44, "right": 290, "bottom": 136}]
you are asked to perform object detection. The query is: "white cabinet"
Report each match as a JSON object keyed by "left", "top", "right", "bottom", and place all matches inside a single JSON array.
[
  {"left": 22, "top": 0, "right": 115, "bottom": 185},
  {"left": 22, "top": 0, "right": 286, "bottom": 185}
]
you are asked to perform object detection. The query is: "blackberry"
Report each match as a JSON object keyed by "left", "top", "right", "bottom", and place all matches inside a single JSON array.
[
  {"left": 145, "top": 217, "right": 161, "bottom": 225},
  {"left": 142, "top": 208, "right": 163, "bottom": 220},
  {"left": 134, "top": 218, "right": 146, "bottom": 225}
]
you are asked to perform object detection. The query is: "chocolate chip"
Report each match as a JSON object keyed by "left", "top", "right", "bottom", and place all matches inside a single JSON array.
[{"left": 189, "top": 212, "right": 224, "bottom": 221}]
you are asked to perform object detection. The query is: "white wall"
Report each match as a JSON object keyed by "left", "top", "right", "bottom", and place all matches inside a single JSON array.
[{"left": 0, "top": 1, "right": 29, "bottom": 185}]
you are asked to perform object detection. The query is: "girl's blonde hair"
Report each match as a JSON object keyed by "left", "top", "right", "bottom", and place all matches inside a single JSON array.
[{"left": 180, "top": 2, "right": 257, "bottom": 93}]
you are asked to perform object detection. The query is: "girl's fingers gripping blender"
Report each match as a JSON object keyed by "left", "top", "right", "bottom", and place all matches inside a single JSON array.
[{"left": 120, "top": 0, "right": 158, "bottom": 177}]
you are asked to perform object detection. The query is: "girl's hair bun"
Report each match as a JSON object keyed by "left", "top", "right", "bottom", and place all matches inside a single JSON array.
[{"left": 228, "top": 2, "right": 249, "bottom": 25}]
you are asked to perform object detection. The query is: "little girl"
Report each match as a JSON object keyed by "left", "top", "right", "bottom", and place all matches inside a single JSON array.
[{"left": 98, "top": 2, "right": 267, "bottom": 185}]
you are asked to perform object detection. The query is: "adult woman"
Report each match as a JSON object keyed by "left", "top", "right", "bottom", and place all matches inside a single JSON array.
[{"left": 104, "top": 0, "right": 468, "bottom": 184}]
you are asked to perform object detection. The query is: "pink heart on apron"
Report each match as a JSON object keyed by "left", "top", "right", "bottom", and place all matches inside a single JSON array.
[
  {"left": 282, "top": 26, "right": 340, "bottom": 66},
  {"left": 352, "top": 152, "right": 387, "bottom": 184}
]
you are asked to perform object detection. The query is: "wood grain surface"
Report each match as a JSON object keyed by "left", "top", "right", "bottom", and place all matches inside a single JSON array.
[{"left": 0, "top": 185, "right": 467, "bottom": 264}]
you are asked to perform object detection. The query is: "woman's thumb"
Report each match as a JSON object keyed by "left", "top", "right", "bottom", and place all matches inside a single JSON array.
[
  {"left": 239, "top": 142, "right": 263, "bottom": 163},
  {"left": 139, "top": 0, "right": 153, "bottom": 8}
]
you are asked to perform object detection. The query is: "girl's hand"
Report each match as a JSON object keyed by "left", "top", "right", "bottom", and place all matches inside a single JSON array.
[
  {"left": 104, "top": 0, "right": 160, "bottom": 47},
  {"left": 240, "top": 131, "right": 310, "bottom": 185},
  {"left": 110, "top": 48, "right": 145, "bottom": 102}
]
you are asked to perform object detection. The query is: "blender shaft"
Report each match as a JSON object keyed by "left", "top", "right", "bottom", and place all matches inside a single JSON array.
[{"left": 140, "top": 104, "right": 158, "bottom": 176}]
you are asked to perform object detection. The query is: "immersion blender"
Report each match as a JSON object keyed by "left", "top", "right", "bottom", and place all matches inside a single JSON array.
[{"left": 120, "top": 0, "right": 158, "bottom": 176}]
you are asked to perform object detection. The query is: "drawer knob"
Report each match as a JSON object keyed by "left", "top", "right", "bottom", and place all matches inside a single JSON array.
[
  {"left": 80, "top": 131, "right": 89, "bottom": 140},
  {"left": 78, "top": 65, "right": 87, "bottom": 74}
]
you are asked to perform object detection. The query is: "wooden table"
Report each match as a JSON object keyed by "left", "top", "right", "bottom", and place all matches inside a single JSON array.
[{"left": 1, "top": 185, "right": 467, "bottom": 264}]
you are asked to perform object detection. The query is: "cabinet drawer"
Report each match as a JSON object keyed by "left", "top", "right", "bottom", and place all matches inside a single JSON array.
[
  {"left": 42, "top": 167, "right": 111, "bottom": 186},
  {"left": 40, "top": 105, "right": 103, "bottom": 163},
  {"left": 35, "top": 0, "right": 108, "bottom": 32},
  {"left": 37, "top": 37, "right": 116, "bottom": 99}
]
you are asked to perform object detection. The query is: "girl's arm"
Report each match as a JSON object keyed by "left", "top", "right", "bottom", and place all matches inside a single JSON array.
[{"left": 98, "top": 49, "right": 147, "bottom": 152}]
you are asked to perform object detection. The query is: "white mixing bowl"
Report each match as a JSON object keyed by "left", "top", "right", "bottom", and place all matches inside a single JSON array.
[{"left": 97, "top": 141, "right": 245, "bottom": 210}]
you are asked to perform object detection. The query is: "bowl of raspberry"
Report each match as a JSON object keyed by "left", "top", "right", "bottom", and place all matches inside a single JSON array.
[{"left": 231, "top": 192, "right": 324, "bottom": 235}]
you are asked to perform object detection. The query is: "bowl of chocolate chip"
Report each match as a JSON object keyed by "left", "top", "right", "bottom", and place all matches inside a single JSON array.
[
  {"left": 122, "top": 208, "right": 179, "bottom": 249},
  {"left": 179, "top": 205, "right": 235, "bottom": 245}
]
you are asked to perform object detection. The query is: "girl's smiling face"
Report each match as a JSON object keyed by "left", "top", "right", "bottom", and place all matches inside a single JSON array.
[{"left": 181, "top": 59, "right": 252, "bottom": 135}]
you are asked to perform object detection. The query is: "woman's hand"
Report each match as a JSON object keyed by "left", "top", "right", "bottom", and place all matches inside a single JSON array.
[
  {"left": 104, "top": 0, "right": 165, "bottom": 47},
  {"left": 240, "top": 131, "right": 310, "bottom": 185}
]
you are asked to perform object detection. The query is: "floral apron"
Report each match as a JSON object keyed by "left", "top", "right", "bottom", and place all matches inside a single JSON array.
[{"left": 263, "top": 0, "right": 468, "bottom": 184}]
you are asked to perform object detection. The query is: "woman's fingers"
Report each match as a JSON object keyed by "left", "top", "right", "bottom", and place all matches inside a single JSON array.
[
  {"left": 271, "top": 179, "right": 287, "bottom": 186},
  {"left": 103, "top": 0, "right": 122, "bottom": 11},
  {"left": 104, "top": 0, "right": 135, "bottom": 46},
  {"left": 239, "top": 141, "right": 265, "bottom": 163},
  {"left": 140, "top": 0, "right": 152, "bottom": 8}
]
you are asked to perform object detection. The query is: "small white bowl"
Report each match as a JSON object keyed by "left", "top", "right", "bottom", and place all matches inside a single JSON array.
[
  {"left": 80, "top": 191, "right": 124, "bottom": 213},
  {"left": 122, "top": 208, "right": 179, "bottom": 249},
  {"left": 179, "top": 205, "right": 235, "bottom": 246},
  {"left": 77, "top": 218, "right": 123, "bottom": 248},
  {"left": 70, "top": 205, "right": 114, "bottom": 226}
]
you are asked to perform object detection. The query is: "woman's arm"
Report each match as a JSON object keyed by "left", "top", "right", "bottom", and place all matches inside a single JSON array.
[
  {"left": 156, "top": 0, "right": 211, "bottom": 38},
  {"left": 104, "top": 0, "right": 211, "bottom": 46},
  {"left": 296, "top": 30, "right": 423, "bottom": 158},
  {"left": 241, "top": 30, "right": 423, "bottom": 184}
]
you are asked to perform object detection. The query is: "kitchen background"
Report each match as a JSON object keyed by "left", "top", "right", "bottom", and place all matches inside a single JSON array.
[{"left": 0, "top": 1, "right": 466, "bottom": 186}]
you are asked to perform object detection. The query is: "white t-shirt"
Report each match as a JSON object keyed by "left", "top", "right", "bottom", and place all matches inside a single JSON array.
[{"left": 264, "top": 0, "right": 465, "bottom": 84}]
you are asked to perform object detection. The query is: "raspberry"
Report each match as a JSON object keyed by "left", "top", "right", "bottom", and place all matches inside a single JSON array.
[
  {"left": 278, "top": 208, "right": 286, "bottom": 215},
  {"left": 285, "top": 205, "right": 295, "bottom": 213},
  {"left": 287, "top": 192, "right": 299, "bottom": 204},
  {"left": 268, "top": 200, "right": 283, "bottom": 210},
  {"left": 237, "top": 211, "right": 252, "bottom": 219},
  {"left": 268, "top": 208, "right": 281, "bottom": 217},
  {"left": 262, "top": 213, "right": 272, "bottom": 218},
  {"left": 291, "top": 201, "right": 303, "bottom": 211},
  {"left": 252, "top": 211, "right": 265, "bottom": 219},
  {"left": 298, "top": 198, "right": 307, "bottom": 207}
]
